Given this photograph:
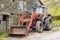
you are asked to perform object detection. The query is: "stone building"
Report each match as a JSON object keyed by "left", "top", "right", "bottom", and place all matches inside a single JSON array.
[{"left": 0, "top": 0, "right": 22, "bottom": 32}]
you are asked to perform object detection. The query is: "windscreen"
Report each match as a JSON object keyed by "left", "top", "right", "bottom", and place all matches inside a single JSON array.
[{"left": 35, "top": 6, "right": 47, "bottom": 15}]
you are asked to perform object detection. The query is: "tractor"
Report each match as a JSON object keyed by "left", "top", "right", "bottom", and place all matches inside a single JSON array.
[{"left": 8, "top": 1, "right": 52, "bottom": 35}]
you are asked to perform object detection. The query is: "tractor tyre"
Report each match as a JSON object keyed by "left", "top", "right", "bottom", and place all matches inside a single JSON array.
[
  {"left": 36, "top": 21, "right": 43, "bottom": 33},
  {"left": 45, "top": 16, "right": 52, "bottom": 31}
]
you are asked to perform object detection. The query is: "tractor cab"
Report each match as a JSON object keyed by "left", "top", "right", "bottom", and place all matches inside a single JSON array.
[{"left": 35, "top": 5, "right": 47, "bottom": 15}]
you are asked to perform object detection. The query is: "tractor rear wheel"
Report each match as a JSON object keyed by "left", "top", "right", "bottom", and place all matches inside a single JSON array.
[
  {"left": 45, "top": 16, "right": 52, "bottom": 31},
  {"left": 36, "top": 21, "right": 43, "bottom": 33}
]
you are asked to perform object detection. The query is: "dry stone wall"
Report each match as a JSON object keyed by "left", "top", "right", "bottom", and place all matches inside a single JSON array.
[{"left": 0, "top": 0, "right": 21, "bottom": 31}]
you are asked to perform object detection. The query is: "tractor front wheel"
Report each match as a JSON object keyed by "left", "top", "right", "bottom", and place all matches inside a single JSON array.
[{"left": 36, "top": 21, "right": 43, "bottom": 33}]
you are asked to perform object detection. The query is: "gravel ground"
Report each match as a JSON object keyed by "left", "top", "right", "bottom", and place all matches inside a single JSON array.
[{"left": 4, "top": 27, "right": 60, "bottom": 40}]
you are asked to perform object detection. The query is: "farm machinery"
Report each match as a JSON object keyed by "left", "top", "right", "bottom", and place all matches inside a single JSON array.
[{"left": 8, "top": 1, "right": 52, "bottom": 35}]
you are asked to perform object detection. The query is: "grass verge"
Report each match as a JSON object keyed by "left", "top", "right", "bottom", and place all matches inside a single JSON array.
[
  {"left": 52, "top": 20, "right": 60, "bottom": 27},
  {"left": 0, "top": 33, "right": 9, "bottom": 40}
]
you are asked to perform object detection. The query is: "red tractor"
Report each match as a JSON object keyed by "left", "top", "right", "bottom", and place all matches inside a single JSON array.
[{"left": 8, "top": 5, "right": 52, "bottom": 35}]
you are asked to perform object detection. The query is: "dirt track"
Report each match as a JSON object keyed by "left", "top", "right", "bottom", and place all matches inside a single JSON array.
[{"left": 4, "top": 27, "right": 60, "bottom": 40}]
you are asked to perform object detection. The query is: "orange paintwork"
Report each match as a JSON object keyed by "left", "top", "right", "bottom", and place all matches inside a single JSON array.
[{"left": 18, "top": 12, "right": 41, "bottom": 31}]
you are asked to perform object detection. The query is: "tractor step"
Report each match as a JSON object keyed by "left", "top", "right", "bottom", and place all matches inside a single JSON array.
[{"left": 8, "top": 26, "right": 28, "bottom": 35}]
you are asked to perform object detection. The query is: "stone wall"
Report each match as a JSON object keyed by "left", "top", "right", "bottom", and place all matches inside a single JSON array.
[
  {"left": 0, "top": 14, "right": 3, "bottom": 30},
  {"left": 0, "top": 0, "right": 21, "bottom": 32},
  {"left": 8, "top": 14, "right": 20, "bottom": 27}
]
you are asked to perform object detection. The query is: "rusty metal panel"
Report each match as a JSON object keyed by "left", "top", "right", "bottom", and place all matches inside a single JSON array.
[{"left": 9, "top": 26, "right": 27, "bottom": 35}]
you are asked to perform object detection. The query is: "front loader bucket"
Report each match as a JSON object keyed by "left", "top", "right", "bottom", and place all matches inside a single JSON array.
[{"left": 8, "top": 26, "right": 28, "bottom": 35}]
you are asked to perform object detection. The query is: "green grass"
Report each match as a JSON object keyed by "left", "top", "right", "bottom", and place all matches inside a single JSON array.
[
  {"left": 48, "top": 8, "right": 60, "bottom": 16},
  {"left": 48, "top": 7, "right": 60, "bottom": 27},
  {"left": 0, "top": 33, "right": 9, "bottom": 40},
  {"left": 52, "top": 20, "right": 60, "bottom": 27}
]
